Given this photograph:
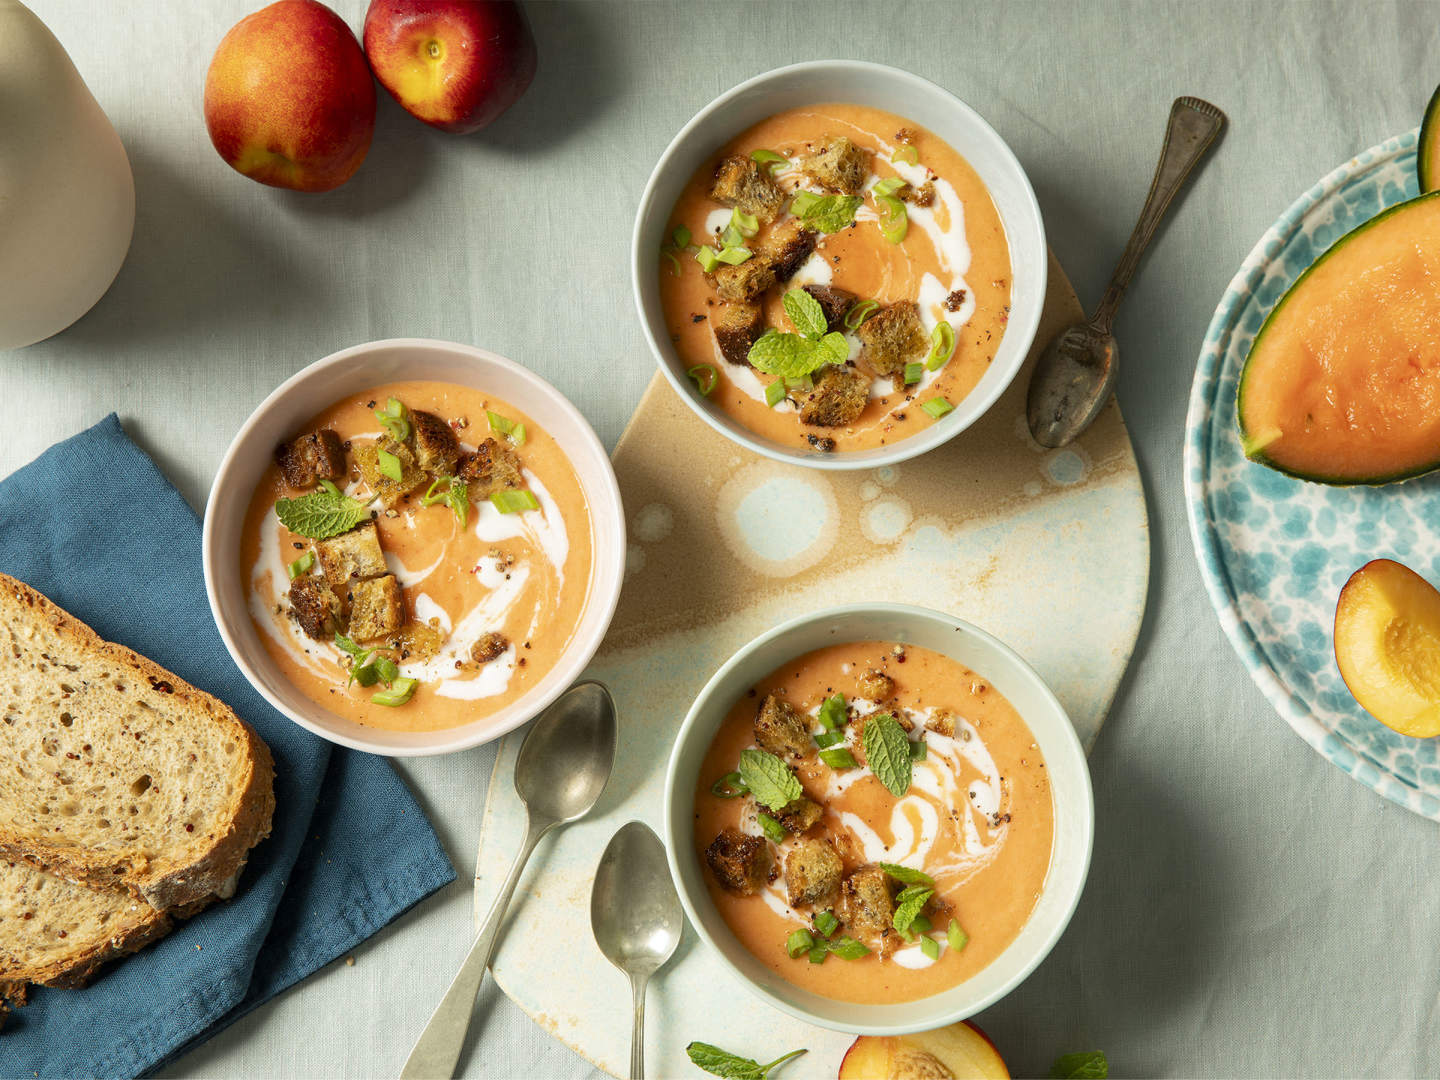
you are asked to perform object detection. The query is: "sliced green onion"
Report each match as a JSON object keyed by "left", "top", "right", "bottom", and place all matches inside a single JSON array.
[
  {"left": 375, "top": 397, "right": 410, "bottom": 442},
  {"left": 819, "top": 747, "right": 858, "bottom": 770},
  {"left": 808, "top": 944, "right": 828, "bottom": 965},
  {"left": 948, "top": 920, "right": 969, "bottom": 951},
  {"left": 892, "top": 145, "right": 919, "bottom": 166},
  {"left": 376, "top": 448, "right": 403, "bottom": 482},
  {"left": 925, "top": 321, "right": 956, "bottom": 371},
  {"left": 876, "top": 194, "right": 908, "bottom": 244},
  {"left": 319, "top": 479, "right": 344, "bottom": 498},
  {"left": 711, "top": 771, "right": 748, "bottom": 798},
  {"left": 673, "top": 224, "right": 692, "bottom": 248},
  {"left": 817, "top": 693, "right": 847, "bottom": 731},
  {"left": 813, "top": 730, "right": 845, "bottom": 750},
  {"left": 286, "top": 551, "right": 315, "bottom": 580},
  {"left": 814, "top": 910, "right": 840, "bottom": 938},
  {"left": 784, "top": 374, "right": 814, "bottom": 392},
  {"left": 910, "top": 739, "right": 928, "bottom": 762},
  {"left": 789, "top": 190, "right": 820, "bottom": 217},
  {"left": 371, "top": 677, "right": 417, "bottom": 707},
  {"left": 487, "top": 410, "right": 520, "bottom": 440},
  {"left": 873, "top": 176, "right": 907, "bottom": 197},
  {"left": 512, "top": 424, "right": 527, "bottom": 447},
  {"left": 715, "top": 245, "right": 753, "bottom": 266},
  {"left": 911, "top": 915, "right": 933, "bottom": 934},
  {"left": 828, "top": 936, "right": 870, "bottom": 960},
  {"left": 720, "top": 223, "right": 745, "bottom": 248},
  {"left": 688, "top": 364, "right": 719, "bottom": 397},
  {"left": 696, "top": 245, "right": 722, "bottom": 273},
  {"left": 731, "top": 210, "right": 759, "bottom": 237},
  {"left": 843, "top": 300, "right": 879, "bottom": 330},
  {"left": 490, "top": 489, "right": 540, "bottom": 514},
  {"left": 750, "top": 148, "right": 787, "bottom": 174},
  {"left": 373, "top": 656, "right": 400, "bottom": 684},
  {"left": 420, "top": 475, "right": 447, "bottom": 506},
  {"left": 786, "top": 928, "right": 815, "bottom": 958},
  {"left": 903, "top": 362, "right": 924, "bottom": 386},
  {"left": 920, "top": 935, "right": 940, "bottom": 961},
  {"left": 764, "top": 380, "right": 786, "bottom": 408},
  {"left": 662, "top": 249, "right": 681, "bottom": 276},
  {"left": 920, "top": 397, "right": 954, "bottom": 420},
  {"left": 757, "top": 813, "right": 786, "bottom": 843}
]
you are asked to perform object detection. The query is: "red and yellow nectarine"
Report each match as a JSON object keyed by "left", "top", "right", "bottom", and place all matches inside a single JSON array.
[{"left": 837, "top": 1021, "right": 1010, "bottom": 1079}]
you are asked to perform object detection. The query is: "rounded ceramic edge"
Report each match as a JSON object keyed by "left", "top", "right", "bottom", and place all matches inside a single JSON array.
[
  {"left": 1180, "top": 128, "right": 1440, "bottom": 820},
  {"left": 630, "top": 59, "right": 1048, "bottom": 473},
  {"left": 661, "top": 602, "right": 1093, "bottom": 1034},
  {"left": 201, "top": 337, "right": 627, "bottom": 758}
]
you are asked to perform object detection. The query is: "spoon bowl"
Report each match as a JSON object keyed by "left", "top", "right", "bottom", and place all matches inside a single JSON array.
[
  {"left": 516, "top": 680, "right": 618, "bottom": 826},
  {"left": 1026, "top": 323, "right": 1119, "bottom": 448}
]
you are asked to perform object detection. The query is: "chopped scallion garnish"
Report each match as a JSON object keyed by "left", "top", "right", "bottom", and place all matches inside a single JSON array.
[
  {"left": 319, "top": 479, "right": 344, "bottom": 498},
  {"left": 371, "top": 677, "right": 417, "bottom": 707},
  {"left": 920, "top": 397, "right": 954, "bottom": 420},
  {"left": 843, "top": 299, "right": 879, "bottom": 331},
  {"left": 808, "top": 944, "right": 828, "bottom": 965},
  {"left": 764, "top": 380, "right": 786, "bottom": 408},
  {"left": 715, "top": 245, "right": 753, "bottom": 266},
  {"left": 813, "top": 730, "right": 845, "bottom": 749},
  {"left": 711, "top": 771, "right": 748, "bottom": 798},
  {"left": 696, "top": 245, "right": 722, "bottom": 273},
  {"left": 948, "top": 920, "right": 969, "bottom": 951},
  {"left": 490, "top": 489, "right": 540, "bottom": 514},
  {"left": 286, "top": 551, "right": 315, "bottom": 580},
  {"left": 784, "top": 374, "right": 814, "bottom": 392},
  {"left": 876, "top": 193, "right": 908, "bottom": 244},
  {"left": 903, "top": 362, "right": 924, "bottom": 385},
  {"left": 873, "top": 176, "right": 907, "bottom": 198},
  {"left": 786, "top": 928, "right": 814, "bottom": 958},
  {"left": 819, "top": 747, "right": 858, "bottom": 770},
  {"left": 673, "top": 224, "right": 692, "bottom": 249},
  {"left": 688, "top": 364, "right": 719, "bottom": 397},
  {"left": 925, "top": 321, "right": 956, "bottom": 371},
  {"left": 920, "top": 935, "right": 940, "bottom": 961},
  {"left": 487, "top": 410, "right": 525, "bottom": 444},
  {"left": 661, "top": 250, "right": 681, "bottom": 276},
  {"left": 757, "top": 813, "right": 785, "bottom": 843},
  {"left": 750, "top": 148, "right": 787, "bottom": 174},
  {"left": 892, "top": 145, "right": 919, "bottom": 166},
  {"left": 828, "top": 936, "right": 870, "bottom": 960},
  {"left": 814, "top": 910, "right": 839, "bottom": 938},
  {"left": 910, "top": 738, "right": 928, "bottom": 761},
  {"left": 375, "top": 397, "right": 410, "bottom": 442},
  {"left": 376, "top": 448, "right": 403, "bottom": 482},
  {"left": 720, "top": 223, "right": 745, "bottom": 248},
  {"left": 731, "top": 210, "right": 759, "bottom": 237},
  {"left": 817, "top": 693, "right": 847, "bottom": 731}
]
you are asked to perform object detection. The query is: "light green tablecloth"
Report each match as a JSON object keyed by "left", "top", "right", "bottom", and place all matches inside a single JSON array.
[{"left": 8, "top": 2, "right": 1438, "bottom": 1076}]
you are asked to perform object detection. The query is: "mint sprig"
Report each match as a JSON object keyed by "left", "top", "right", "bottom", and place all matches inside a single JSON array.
[
  {"left": 737, "top": 748, "right": 802, "bottom": 810},
  {"left": 862, "top": 713, "right": 913, "bottom": 796},
  {"left": 790, "top": 192, "right": 862, "bottom": 233},
  {"left": 892, "top": 884, "right": 933, "bottom": 934},
  {"left": 686, "top": 1042, "right": 807, "bottom": 1080},
  {"left": 748, "top": 291, "right": 851, "bottom": 378},
  {"left": 275, "top": 488, "right": 370, "bottom": 540},
  {"left": 878, "top": 862, "right": 934, "bottom": 886},
  {"left": 1050, "top": 1051, "right": 1109, "bottom": 1079},
  {"left": 782, "top": 288, "right": 827, "bottom": 338}
]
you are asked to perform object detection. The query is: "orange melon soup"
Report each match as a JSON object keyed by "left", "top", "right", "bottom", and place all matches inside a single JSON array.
[
  {"left": 658, "top": 103, "right": 1012, "bottom": 454},
  {"left": 241, "top": 381, "right": 594, "bottom": 733},
  {"left": 694, "top": 642, "right": 1053, "bottom": 1004}
]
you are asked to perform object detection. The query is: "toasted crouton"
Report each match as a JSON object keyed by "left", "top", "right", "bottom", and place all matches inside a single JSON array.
[
  {"left": 708, "top": 155, "right": 785, "bottom": 223},
  {"left": 803, "top": 284, "right": 857, "bottom": 332},
  {"left": 925, "top": 710, "right": 957, "bottom": 737},
  {"left": 755, "top": 693, "right": 812, "bottom": 760},
  {"left": 288, "top": 576, "right": 340, "bottom": 641},
  {"left": 839, "top": 865, "right": 894, "bottom": 937},
  {"left": 458, "top": 438, "right": 525, "bottom": 500},
  {"left": 410, "top": 410, "right": 460, "bottom": 476},
  {"left": 798, "top": 365, "right": 869, "bottom": 428},
  {"left": 275, "top": 429, "right": 346, "bottom": 490},
  {"left": 713, "top": 303, "right": 765, "bottom": 365},
  {"left": 856, "top": 669, "right": 895, "bottom": 701},
  {"left": 902, "top": 181, "right": 935, "bottom": 208},
  {"left": 353, "top": 438, "right": 428, "bottom": 507},
  {"left": 775, "top": 795, "right": 823, "bottom": 834},
  {"left": 470, "top": 632, "right": 508, "bottom": 664},
  {"left": 347, "top": 574, "right": 403, "bottom": 642},
  {"left": 855, "top": 301, "right": 928, "bottom": 376},
  {"left": 798, "top": 136, "right": 869, "bottom": 195},
  {"left": 764, "top": 219, "right": 817, "bottom": 282},
  {"left": 315, "top": 520, "right": 387, "bottom": 587},
  {"left": 784, "top": 838, "right": 843, "bottom": 908},
  {"left": 705, "top": 828, "right": 771, "bottom": 895},
  {"left": 713, "top": 256, "right": 778, "bottom": 304}
]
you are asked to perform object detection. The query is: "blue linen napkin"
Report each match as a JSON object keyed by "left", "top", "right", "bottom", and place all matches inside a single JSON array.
[{"left": 0, "top": 415, "right": 456, "bottom": 1078}]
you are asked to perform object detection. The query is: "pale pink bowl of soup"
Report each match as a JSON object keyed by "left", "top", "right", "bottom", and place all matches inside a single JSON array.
[
  {"left": 203, "top": 339, "right": 625, "bottom": 757},
  {"left": 663, "top": 604, "right": 1092, "bottom": 1034},
  {"left": 633, "top": 61, "right": 1047, "bottom": 470}
]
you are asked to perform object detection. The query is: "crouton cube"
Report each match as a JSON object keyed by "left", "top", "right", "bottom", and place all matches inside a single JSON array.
[
  {"left": 925, "top": 710, "right": 957, "bottom": 737},
  {"left": 798, "top": 136, "right": 869, "bottom": 195},
  {"left": 763, "top": 219, "right": 817, "bottom": 282},
  {"left": 347, "top": 574, "right": 404, "bottom": 642},
  {"left": 713, "top": 256, "right": 778, "bottom": 304},
  {"left": 708, "top": 155, "right": 785, "bottom": 223},
  {"left": 784, "top": 838, "right": 843, "bottom": 908},
  {"left": 713, "top": 303, "right": 765, "bottom": 365},
  {"left": 315, "top": 520, "right": 387, "bottom": 587},
  {"left": 471, "top": 632, "right": 508, "bottom": 665},
  {"left": 902, "top": 180, "right": 935, "bottom": 208},
  {"left": 856, "top": 669, "right": 895, "bottom": 701},
  {"left": 353, "top": 438, "right": 428, "bottom": 507},
  {"left": 802, "top": 284, "right": 857, "bottom": 332},
  {"left": 288, "top": 576, "right": 340, "bottom": 641},
  {"left": 855, "top": 301, "right": 928, "bottom": 376},
  {"left": 274, "top": 429, "right": 346, "bottom": 490},
  {"left": 798, "top": 365, "right": 869, "bottom": 428},
  {"left": 705, "top": 828, "right": 771, "bottom": 895},
  {"left": 775, "top": 796, "right": 823, "bottom": 834},
  {"left": 754, "top": 693, "right": 812, "bottom": 760},
  {"left": 839, "top": 865, "right": 895, "bottom": 937},
  {"left": 457, "top": 438, "right": 525, "bottom": 500},
  {"left": 410, "top": 410, "right": 461, "bottom": 476}
]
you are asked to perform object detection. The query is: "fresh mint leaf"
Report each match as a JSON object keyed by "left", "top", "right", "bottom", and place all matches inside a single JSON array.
[
  {"left": 818, "top": 331, "right": 850, "bottom": 365},
  {"left": 275, "top": 489, "right": 369, "bottom": 540},
  {"left": 782, "top": 288, "right": 827, "bottom": 340},
  {"left": 862, "top": 713, "right": 913, "bottom": 796},
  {"left": 333, "top": 633, "right": 366, "bottom": 657},
  {"left": 824, "top": 935, "right": 870, "bottom": 960},
  {"left": 892, "top": 886, "right": 933, "bottom": 934},
  {"left": 737, "top": 748, "right": 803, "bottom": 810},
  {"left": 685, "top": 1042, "right": 807, "bottom": 1080},
  {"left": 878, "top": 862, "right": 934, "bottom": 886},
  {"left": 1050, "top": 1051, "right": 1108, "bottom": 1079},
  {"left": 791, "top": 192, "right": 862, "bottom": 233},
  {"left": 747, "top": 330, "right": 828, "bottom": 379}
]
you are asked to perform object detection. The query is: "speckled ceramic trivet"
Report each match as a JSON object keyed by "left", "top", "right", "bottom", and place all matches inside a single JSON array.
[{"left": 475, "top": 253, "right": 1148, "bottom": 1078}]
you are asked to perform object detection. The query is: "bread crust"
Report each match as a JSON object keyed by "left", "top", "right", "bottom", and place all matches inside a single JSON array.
[{"left": 0, "top": 573, "right": 276, "bottom": 912}]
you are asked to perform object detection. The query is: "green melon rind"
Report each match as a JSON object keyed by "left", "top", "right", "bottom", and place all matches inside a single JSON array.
[
  {"left": 1236, "top": 189, "right": 1440, "bottom": 486},
  {"left": 1421, "top": 82, "right": 1440, "bottom": 193}
]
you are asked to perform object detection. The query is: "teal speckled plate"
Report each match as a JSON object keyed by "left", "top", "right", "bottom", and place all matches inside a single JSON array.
[{"left": 1185, "top": 129, "right": 1440, "bottom": 819}]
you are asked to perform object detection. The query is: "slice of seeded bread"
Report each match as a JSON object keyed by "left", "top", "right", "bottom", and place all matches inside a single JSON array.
[{"left": 0, "top": 573, "right": 275, "bottom": 911}]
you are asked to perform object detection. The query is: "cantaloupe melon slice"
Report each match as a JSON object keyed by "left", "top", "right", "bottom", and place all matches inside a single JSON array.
[{"left": 1420, "top": 83, "right": 1440, "bottom": 193}]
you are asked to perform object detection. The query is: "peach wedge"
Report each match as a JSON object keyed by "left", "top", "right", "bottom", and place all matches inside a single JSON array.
[
  {"left": 1335, "top": 559, "right": 1440, "bottom": 737},
  {"left": 838, "top": 1021, "right": 1010, "bottom": 1079}
]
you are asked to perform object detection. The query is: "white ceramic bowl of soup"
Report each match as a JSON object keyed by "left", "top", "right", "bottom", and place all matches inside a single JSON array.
[
  {"left": 662, "top": 603, "right": 1092, "bottom": 1034},
  {"left": 203, "top": 338, "right": 626, "bottom": 757},
  {"left": 632, "top": 60, "right": 1047, "bottom": 471}
]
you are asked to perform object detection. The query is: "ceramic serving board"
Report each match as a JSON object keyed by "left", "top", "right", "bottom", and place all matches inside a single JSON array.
[
  {"left": 476, "top": 254, "right": 1148, "bottom": 1078},
  {"left": 1185, "top": 129, "right": 1440, "bottom": 820}
]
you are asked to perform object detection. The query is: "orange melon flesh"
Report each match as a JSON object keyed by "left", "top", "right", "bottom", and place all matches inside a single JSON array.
[
  {"left": 1238, "top": 193, "right": 1440, "bottom": 483},
  {"left": 1421, "top": 82, "right": 1440, "bottom": 194},
  {"left": 1335, "top": 559, "right": 1440, "bottom": 738}
]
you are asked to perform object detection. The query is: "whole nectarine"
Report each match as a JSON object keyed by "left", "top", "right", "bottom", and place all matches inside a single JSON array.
[
  {"left": 838, "top": 1021, "right": 1010, "bottom": 1079},
  {"left": 204, "top": 0, "right": 376, "bottom": 192}
]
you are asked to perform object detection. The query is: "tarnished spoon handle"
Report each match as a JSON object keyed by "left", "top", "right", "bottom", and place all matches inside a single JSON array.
[
  {"left": 1091, "top": 96, "right": 1226, "bottom": 332},
  {"left": 629, "top": 971, "right": 650, "bottom": 1080},
  {"left": 401, "top": 814, "right": 552, "bottom": 1079}
]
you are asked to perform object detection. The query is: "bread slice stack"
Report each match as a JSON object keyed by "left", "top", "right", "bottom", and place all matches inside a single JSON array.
[{"left": 0, "top": 573, "right": 275, "bottom": 1003}]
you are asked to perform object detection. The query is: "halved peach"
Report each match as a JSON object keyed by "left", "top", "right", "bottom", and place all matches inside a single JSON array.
[
  {"left": 1335, "top": 559, "right": 1440, "bottom": 737},
  {"left": 837, "top": 1021, "right": 1010, "bottom": 1079}
]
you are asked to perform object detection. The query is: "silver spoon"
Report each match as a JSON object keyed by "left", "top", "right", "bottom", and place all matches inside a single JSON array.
[
  {"left": 401, "top": 681, "right": 618, "bottom": 1080},
  {"left": 1026, "top": 96, "right": 1226, "bottom": 448},
  {"left": 591, "top": 821, "right": 684, "bottom": 1080}
]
